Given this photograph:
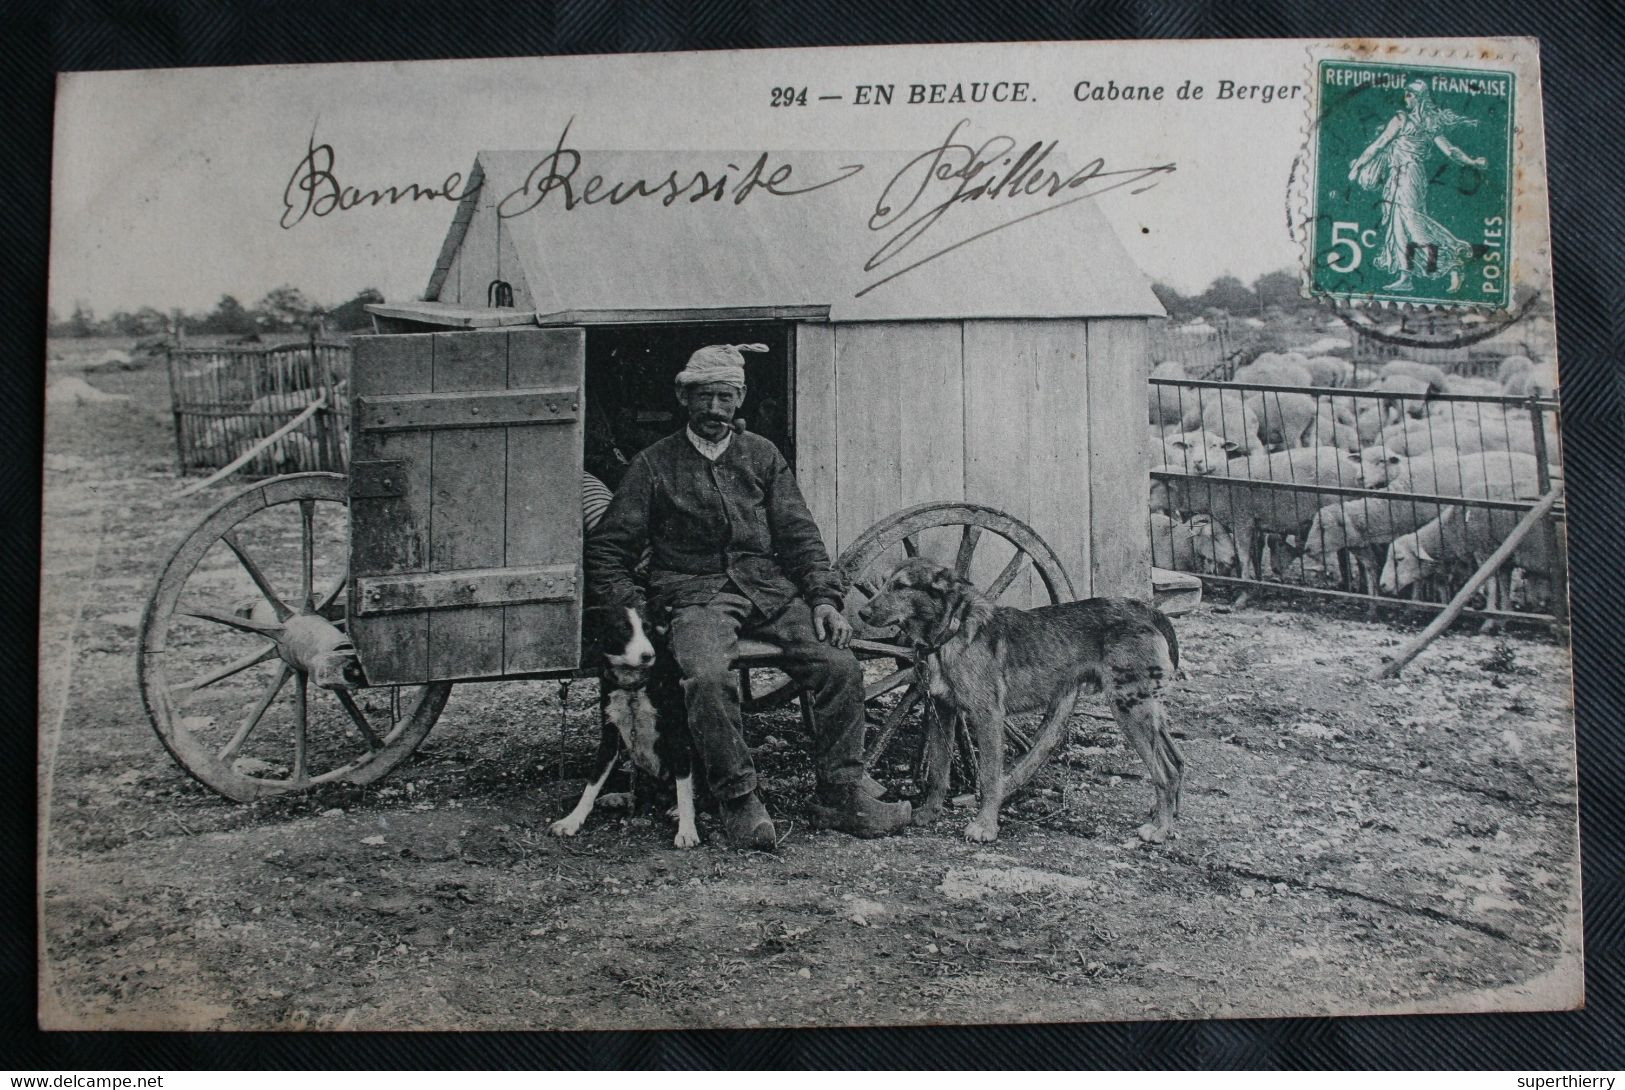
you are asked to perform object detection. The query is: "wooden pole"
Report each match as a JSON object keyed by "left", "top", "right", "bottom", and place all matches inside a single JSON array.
[
  {"left": 1373, "top": 486, "right": 1562, "bottom": 680},
  {"left": 173, "top": 392, "right": 327, "bottom": 500}
]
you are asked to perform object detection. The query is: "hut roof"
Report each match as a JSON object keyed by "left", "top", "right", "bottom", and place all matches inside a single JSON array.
[{"left": 426, "top": 149, "right": 1164, "bottom": 323}]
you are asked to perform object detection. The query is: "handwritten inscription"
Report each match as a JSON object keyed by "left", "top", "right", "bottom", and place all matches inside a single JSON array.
[
  {"left": 859, "top": 118, "right": 1175, "bottom": 297},
  {"left": 281, "top": 134, "right": 475, "bottom": 230},
  {"left": 494, "top": 119, "right": 863, "bottom": 218},
  {"left": 278, "top": 117, "right": 1174, "bottom": 299}
]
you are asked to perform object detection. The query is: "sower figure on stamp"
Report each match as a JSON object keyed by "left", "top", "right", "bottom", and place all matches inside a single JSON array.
[{"left": 585, "top": 344, "right": 912, "bottom": 850}]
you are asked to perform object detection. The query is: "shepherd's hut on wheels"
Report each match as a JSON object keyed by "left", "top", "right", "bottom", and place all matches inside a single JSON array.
[{"left": 137, "top": 146, "right": 1189, "bottom": 803}]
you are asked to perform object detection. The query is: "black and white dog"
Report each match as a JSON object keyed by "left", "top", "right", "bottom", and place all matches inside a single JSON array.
[{"left": 549, "top": 605, "right": 700, "bottom": 848}]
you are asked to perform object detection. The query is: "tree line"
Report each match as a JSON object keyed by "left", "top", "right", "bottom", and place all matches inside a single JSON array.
[
  {"left": 49, "top": 285, "right": 385, "bottom": 339},
  {"left": 1151, "top": 269, "right": 1310, "bottom": 322},
  {"left": 1152, "top": 267, "right": 1546, "bottom": 323}
]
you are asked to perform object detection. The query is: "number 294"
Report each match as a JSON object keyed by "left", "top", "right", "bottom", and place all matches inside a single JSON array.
[{"left": 770, "top": 86, "right": 808, "bottom": 107}]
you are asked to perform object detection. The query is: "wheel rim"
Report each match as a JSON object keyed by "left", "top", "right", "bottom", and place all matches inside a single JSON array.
[
  {"left": 834, "top": 503, "right": 1076, "bottom": 775},
  {"left": 138, "top": 473, "right": 450, "bottom": 801},
  {"left": 825, "top": 503, "right": 1079, "bottom": 792}
]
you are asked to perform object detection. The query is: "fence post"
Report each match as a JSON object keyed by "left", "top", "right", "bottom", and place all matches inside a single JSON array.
[
  {"left": 165, "top": 347, "right": 186, "bottom": 475},
  {"left": 1527, "top": 396, "right": 1569, "bottom": 630},
  {"left": 308, "top": 325, "right": 328, "bottom": 472}
]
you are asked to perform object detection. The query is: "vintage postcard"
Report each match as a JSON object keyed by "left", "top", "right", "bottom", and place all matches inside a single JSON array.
[{"left": 41, "top": 38, "right": 1578, "bottom": 1031}]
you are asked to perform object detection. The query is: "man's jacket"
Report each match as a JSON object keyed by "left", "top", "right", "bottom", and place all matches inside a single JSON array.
[{"left": 585, "top": 429, "right": 846, "bottom": 619}]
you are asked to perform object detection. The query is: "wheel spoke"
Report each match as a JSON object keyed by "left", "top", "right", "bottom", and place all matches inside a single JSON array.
[
  {"left": 176, "top": 643, "right": 280, "bottom": 696},
  {"left": 299, "top": 499, "right": 316, "bottom": 611},
  {"left": 219, "top": 663, "right": 290, "bottom": 764},
  {"left": 954, "top": 523, "right": 982, "bottom": 577},
  {"left": 865, "top": 682, "right": 923, "bottom": 766},
  {"left": 292, "top": 673, "right": 309, "bottom": 785},
  {"left": 864, "top": 665, "right": 914, "bottom": 702},
  {"left": 182, "top": 604, "right": 285, "bottom": 636},
  {"left": 988, "top": 552, "right": 1029, "bottom": 599},
  {"left": 316, "top": 566, "right": 348, "bottom": 615},
  {"left": 333, "top": 688, "right": 383, "bottom": 751},
  {"left": 221, "top": 532, "right": 292, "bottom": 621},
  {"left": 901, "top": 534, "right": 919, "bottom": 558}
]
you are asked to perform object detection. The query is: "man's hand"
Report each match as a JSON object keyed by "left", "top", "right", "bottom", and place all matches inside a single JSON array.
[{"left": 812, "top": 603, "right": 852, "bottom": 649}]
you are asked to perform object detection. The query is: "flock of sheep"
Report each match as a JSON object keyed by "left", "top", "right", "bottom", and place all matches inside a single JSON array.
[
  {"left": 1148, "top": 349, "right": 1562, "bottom": 620},
  {"left": 190, "top": 384, "right": 348, "bottom": 475}
]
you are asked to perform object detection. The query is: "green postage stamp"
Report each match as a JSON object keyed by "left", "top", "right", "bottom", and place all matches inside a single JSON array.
[{"left": 1309, "top": 59, "right": 1515, "bottom": 309}]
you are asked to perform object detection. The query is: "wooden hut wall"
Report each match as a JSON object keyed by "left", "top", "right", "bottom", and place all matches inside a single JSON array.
[{"left": 796, "top": 318, "right": 1149, "bottom": 604}]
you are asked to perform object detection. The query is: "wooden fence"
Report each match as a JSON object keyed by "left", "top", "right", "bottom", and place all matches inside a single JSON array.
[{"left": 166, "top": 338, "right": 350, "bottom": 476}]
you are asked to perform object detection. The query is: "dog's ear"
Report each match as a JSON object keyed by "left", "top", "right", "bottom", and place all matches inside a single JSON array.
[{"left": 927, "top": 563, "right": 961, "bottom": 595}]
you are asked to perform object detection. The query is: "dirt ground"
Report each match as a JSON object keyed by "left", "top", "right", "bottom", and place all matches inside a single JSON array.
[{"left": 37, "top": 341, "right": 1583, "bottom": 1031}]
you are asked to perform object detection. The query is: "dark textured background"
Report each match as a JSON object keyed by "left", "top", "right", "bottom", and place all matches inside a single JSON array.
[{"left": 5, "top": 0, "right": 1620, "bottom": 1070}]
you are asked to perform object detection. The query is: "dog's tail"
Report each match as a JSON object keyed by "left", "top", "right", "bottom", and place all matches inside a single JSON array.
[{"left": 1149, "top": 607, "right": 1179, "bottom": 673}]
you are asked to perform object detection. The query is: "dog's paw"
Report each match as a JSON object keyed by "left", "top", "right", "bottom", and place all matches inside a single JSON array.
[
  {"left": 1135, "top": 821, "right": 1172, "bottom": 844},
  {"left": 673, "top": 828, "right": 701, "bottom": 849},
  {"left": 963, "top": 817, "right": 999, "bottom": 843},
  {"left": 549, "top": 817, "right": 583, "bottom": 838},
  {"left": 911, "top": 803, "right": 943, "bottom": 826}
]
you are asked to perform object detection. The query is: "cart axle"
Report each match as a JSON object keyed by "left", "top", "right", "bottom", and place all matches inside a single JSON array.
[{"left": 277, "top": 613, "right": 365, "bottom": 690}]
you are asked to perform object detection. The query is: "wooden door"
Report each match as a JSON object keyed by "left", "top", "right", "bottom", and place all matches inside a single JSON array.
[{"left": 347, "top": 326, "right": 585, "bottom": 684}]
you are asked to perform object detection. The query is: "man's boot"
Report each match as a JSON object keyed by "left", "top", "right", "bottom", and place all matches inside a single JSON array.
[
  {"left": 720, "top": 790, "right": 777, "bottom": 851},
  {"left": 811, "top": 782, "right": 912, "bottom": 838}
]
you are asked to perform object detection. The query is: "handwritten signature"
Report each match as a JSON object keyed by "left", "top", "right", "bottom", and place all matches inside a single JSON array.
[
  {"left": 859, "top": 118, "right": 1176, "bottom": 297},
  {"left": 494, "top": 118, "right": 863, "bottom": 217},
  {"left": 280, "top": 132, "right": 476, "bottom": 230},
  {"left": 279, "top": 118, "right": 1174, "bottom": 300}
]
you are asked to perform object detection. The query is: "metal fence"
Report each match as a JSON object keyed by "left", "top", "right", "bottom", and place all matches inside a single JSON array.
[
  {"left": 1149, "top": 375, "right": 1565, "bottom": 626},
  {"left": 166, "top": 338, "right": 350, "bottom": 476}
]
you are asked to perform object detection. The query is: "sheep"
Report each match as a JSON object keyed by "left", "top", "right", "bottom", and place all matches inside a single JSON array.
[
  {"left": 1366, "top": 373, "right": 1432, "bottom": 422},
  {"left": 1297, "top": 494, "right": 1446, "bottom": 594},
  {"left": 1149, "top": 361, "right": 1190, "bottom": 426},
  {"left": 1299, "top": 407, "right": 1363, "bottom": 452},
  {"left": 1150, "top": 512, "right": 1238, "bottom": 575},
  {"left": 1234, "top": 352, "right": 1313, "bottom": 388},
  {"left": 1303, "top": 356, "right": 1354, "bottom": 388},
  {"left": 1373, "top": 418, "right": 1440, "bottom": 457},
  {"left": 1244, "top": 390, "right": 1321, "bottom": 450},
  {"left": 1151, "top": 429, "right": 1238, "bottom": 475},
  {"left": 1380, "top": 493, "right": 1555, "bottom": 626},
  {"left": 1178, "top": 387, "right": 1265, "bottom": 454},
  {"left": 1363, "top": 449, "right": 1542, "bottom": 496},
  {"left": 1149, "top": 463, "right": 1182, "bottom": 515},
  {"left": 1503, "top": 359, "right": 1559, "bottom": 398},
  {"left": 1175, "top": 446, "right": 1363, "bottom": 579},
  {"left": 1496, "top": 354, "right": 1535, "bottom": 388},
  {"left": 1441, "top": 374, "right": 1504, "bottom": 397},
  {"left": 1379, "top": 359, "right": 1451, "bottom": 395}
]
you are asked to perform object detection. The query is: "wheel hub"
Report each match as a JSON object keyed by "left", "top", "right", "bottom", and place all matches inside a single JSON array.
[{"left": 277, "top": 612, "right": 364, "bottom": 689}]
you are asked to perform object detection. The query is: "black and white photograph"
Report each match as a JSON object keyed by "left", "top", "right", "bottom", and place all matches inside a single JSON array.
[{"left": 37, "top": 37, "right": 1582, "bottom": 1032}]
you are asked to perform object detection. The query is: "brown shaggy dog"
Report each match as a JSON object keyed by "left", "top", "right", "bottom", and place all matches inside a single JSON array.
[{"left": 859, "top": 558, "right": 1184, "bottom": 843}]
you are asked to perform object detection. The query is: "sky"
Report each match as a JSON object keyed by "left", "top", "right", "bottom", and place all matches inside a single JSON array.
[{"left": 48, "top": 39, "right": 1546, "bottom": 317}]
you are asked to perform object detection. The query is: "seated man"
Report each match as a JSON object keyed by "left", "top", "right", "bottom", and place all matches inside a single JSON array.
[{"left": 585, "top": 343, "right": 911, "bottom": 850}]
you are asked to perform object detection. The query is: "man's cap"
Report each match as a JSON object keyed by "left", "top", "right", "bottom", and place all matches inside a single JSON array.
[{"left": 675, "top": 343, "right": 768, "bottom": 388}]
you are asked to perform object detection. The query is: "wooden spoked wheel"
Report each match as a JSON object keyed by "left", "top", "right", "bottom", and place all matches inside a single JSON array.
[
  {"left": 836, "top": 503, "right": 1077, "bottom": 788},
  {"left": 138, "top": 473, "right": 452, "bottom": 802}
]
